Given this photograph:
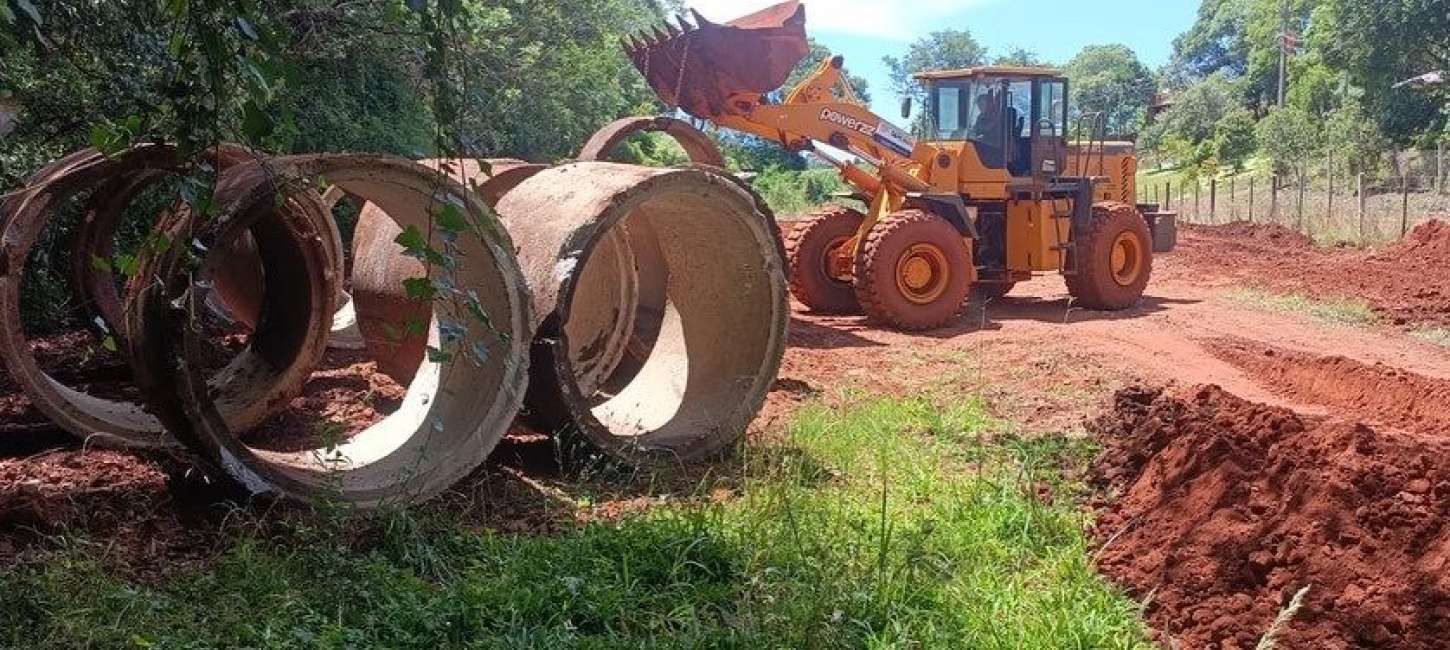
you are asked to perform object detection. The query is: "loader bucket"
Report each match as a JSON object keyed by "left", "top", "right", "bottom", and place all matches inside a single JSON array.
[{"left": 624, "top": 0, "right": 810, "bottom": 120}]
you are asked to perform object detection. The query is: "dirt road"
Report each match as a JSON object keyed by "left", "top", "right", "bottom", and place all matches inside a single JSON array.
[{"left": 771, "top": 223, "right": 1450, "bottom": 438}]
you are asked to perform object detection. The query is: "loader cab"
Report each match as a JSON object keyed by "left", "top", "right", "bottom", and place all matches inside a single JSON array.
[{"left": 916, "top": 66, "right": 1068, "bottom": 179}]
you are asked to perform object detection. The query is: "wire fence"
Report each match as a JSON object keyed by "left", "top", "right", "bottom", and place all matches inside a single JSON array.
[{"left": 1139, "top": 147, "right": 1449, "bottom": 244}]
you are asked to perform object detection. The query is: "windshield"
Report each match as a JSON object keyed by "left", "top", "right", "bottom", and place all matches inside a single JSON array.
[{"left": 928, "top": 78, "right": 1008, "bottom": 146}]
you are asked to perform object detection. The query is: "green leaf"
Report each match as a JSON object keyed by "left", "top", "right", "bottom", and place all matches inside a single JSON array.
[
  {"left": 88, "top": 122, "right": 126, "bottom": 156},
  {"left": 402, "top": 277, "right": 436, "bottom": 301},
  {"left": 426, "top": 346, "right": 453, "bottom": 363},
  {"left": 147, "top": 231, "right": 172, "bottom": 255},
  {"left": 434, "top": 204, "right": 467, "bottom": 234},
  {"left": 101, "top": 336, "right": 118, "bottom": 353},
  {"left": 113, "top": 253, "right": 139, "bottom": 278},
  {"left": 242, "top": 101, "right": 274, "bottom": 142},
  {"left": 1, "top": 6, "right": 16, "bottom": 25},
  {"left": 394, "top": 225, "right": 428, "bottom": 254},
  {"left": 90, "top": 255, "right": 113, "bottom": 273}
]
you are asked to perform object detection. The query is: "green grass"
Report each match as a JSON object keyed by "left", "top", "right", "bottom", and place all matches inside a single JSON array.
[
  {"left": 1412, "top": 327, "right": 1450, "bottom": 347},
  {"left": 1225, "top": 288, "right": 1379, "bottom": 326},
  {"left": 0, "top": 396, "right": 1151, "bottom": 649}
]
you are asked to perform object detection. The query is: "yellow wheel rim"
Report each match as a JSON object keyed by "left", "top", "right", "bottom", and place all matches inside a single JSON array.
[
  {"left": 1110, "top": 231, "right": 1144, "bottom": 286},
  {"left": 895, "top": 243, "right": 951, "bottom": 305},
  {"left": 822, "top": 236, "right": 853, "bottom": 283}
]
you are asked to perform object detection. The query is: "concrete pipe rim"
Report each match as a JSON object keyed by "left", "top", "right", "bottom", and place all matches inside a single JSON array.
[
  {"left": 154, "top": 155, "right": 532, "bottom": 507},
  {"left": 526, "top": 164, "right": 788, "bottom": 464},
  {"left": 0, "top": 144, "right": 247, "bottom": 449}
]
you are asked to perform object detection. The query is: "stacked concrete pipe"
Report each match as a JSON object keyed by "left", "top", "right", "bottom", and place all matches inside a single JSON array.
[
  {"left": 352, "top": 155, "right": 788, "bottom": 465},
  {"left": 127, "top": 155, "right": 532, "bottom": 506},
  {"left": 0, "top": 145, "right": 333, "bottom": 449}
]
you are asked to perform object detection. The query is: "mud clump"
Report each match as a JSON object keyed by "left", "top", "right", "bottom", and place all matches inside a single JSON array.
[{"left": 1091, "top": 385, "right": 1450, "bottom": 650}]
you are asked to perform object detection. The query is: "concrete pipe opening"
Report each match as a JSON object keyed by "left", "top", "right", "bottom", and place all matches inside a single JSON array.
[
  {"left": 0, "top": 145, "right": 327, "bottom": 450},
  {"left": 496, "top": 162, "right": 787, "bottom": 463},
  {"left": 350, "top": 158, "right": 546, "bottom": 384},
  {"left": 135, "top": 155, "right": 532, "bottom": 506}
]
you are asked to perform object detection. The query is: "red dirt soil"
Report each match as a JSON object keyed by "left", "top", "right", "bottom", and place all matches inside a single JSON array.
[
  {"left": 1092, "top": 385, "right": 1450, "bottom": 650},
  {"left": 1207, "top": 337, "right": 1450, "bottom": 437},
  {"left": 1170, "top": 219, "right": 1450, "bottom": 327}
]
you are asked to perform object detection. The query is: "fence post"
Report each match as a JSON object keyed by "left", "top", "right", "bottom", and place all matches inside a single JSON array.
[
  {"left": 1179, "top": 182, "right": 1185, "bottom": 215},
  {"left": 1249, "top": 176, "right": 1255, "bottom": 222},
  {"left": 1270, "top": 175, "right": 1279, "bottom": 222},
  {"left": 1438, "top": 141, "right": 1445, "bottom": 194},
  {"left": 1357, "top": 172, "right": 1366, "bottom": 242},
  {"left": 1165, "top": 182, "right": 1171, "bottom": 209},
  {"left": 1194, "top": 180, "right": 1201, "bottom": 221},
  {"left": 1296, "top": 174, "right": 1306, "bottom": 230},
  {"left": 1229, "top": 175, "right": 1236, "bottom": 221},
  {"left": 1402, "top": 172, "right": 1411, "bottom": 237},
  {"left": 1210, "top": 178, "right": 1217, "bottom": 223},
  {"left": 1327, "top": 163, "right": 1335, "bottom": 226}
]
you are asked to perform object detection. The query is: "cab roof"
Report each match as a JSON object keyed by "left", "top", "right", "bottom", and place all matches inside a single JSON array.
[{"left": 913, "top": 65, "right": 1065, "bottom": 81}]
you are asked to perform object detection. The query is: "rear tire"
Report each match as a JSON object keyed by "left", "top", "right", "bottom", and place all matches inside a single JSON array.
[
  {"left": 853, "top": 210, "right": 973, "bottom": 331},
  {"left": 785, "top": 207, "right": 864, "bottom": 314},
  {"left": 1065, "top": 201, "right": 1152, "bottom": 310}
]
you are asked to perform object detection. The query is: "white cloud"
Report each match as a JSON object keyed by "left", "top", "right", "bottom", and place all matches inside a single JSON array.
[{"left": 687, "top": 0, "right": 988, "bottom": 41}]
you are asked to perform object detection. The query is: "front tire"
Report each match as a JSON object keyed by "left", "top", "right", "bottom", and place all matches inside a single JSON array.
[
  {"left": 784, "top": 206, "right": 864, "bottom": 314},
  {"left": 853, "top": 210, "right": 973, "bottom": 331},
  {"left": 1065, "top": 201, "right": 1152, "bottom": 310}
]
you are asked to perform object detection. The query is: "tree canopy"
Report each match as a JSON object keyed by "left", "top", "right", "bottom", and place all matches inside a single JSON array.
[{"left": 1063, "top": 44, "right": 1156, "bottom": 138}]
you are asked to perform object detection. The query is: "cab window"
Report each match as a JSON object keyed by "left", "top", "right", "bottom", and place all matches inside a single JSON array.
[{"left": 1038, "top": 80, "right": 1066, "bottom": 138}]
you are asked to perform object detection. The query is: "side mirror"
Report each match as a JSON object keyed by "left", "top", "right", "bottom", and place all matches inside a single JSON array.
[{"left": 900, "top": 96, "right": 913, "bottom": 120}]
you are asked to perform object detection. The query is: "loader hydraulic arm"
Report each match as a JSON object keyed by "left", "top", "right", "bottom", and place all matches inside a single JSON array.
[{"left": 710, "top": 55, "right": 940, "bottom": 199}]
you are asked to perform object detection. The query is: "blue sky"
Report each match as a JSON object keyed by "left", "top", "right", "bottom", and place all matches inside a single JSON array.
[{"left": 688, "top": 0, "right": 1201, "bottom": 117}]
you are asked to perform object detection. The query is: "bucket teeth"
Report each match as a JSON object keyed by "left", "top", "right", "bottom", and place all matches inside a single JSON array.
[
  {"left": 675, "top": 14, "right": 695, "bottom": 31},
  {"left": 689, "top": 8, "right": 713, "bottom": 27},
  {"left": 664, "top": 21, "right": 682, "bottom": 37}
]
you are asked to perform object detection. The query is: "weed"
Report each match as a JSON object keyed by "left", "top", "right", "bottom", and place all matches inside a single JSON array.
[
  {"left": 1412, "top": 327, "right": 1450, "bottom": 347},
  {"left": 1225, "top": 288, "right": 1378, "bottom": 326},
  {"left": 0, "top": 395, "right": 1152, "bottom": 649}
]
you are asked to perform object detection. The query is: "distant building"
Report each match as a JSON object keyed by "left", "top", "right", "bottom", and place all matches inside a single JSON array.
[{"left": 1148, "top": 92, "right": 1174, "bottom": 122}]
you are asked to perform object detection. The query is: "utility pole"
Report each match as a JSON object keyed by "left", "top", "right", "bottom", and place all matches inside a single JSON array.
[{"left": 1277, "top": 0, "right": 1289, "bottom": 107}]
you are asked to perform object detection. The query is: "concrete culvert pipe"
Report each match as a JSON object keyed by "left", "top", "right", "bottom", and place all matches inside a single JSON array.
[
  {"left": 130, "top": 155, "right": 532, "bottom": 506},
  {"left": 0, "top": 145, "right": 328, "bottom": 449},
  {"left": 578, "top": 116, "right": 728, "bottom": 168},
  {"left": 350, "top": 158, "right": 546, "bottom": 383},
  {"left": 496, "top": 162, "right": 787, "bottom": 464}
]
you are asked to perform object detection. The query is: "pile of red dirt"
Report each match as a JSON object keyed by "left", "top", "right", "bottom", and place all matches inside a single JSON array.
[
  {"left": 1091, "top": 385, "right": 1450, "bottom": 650},
  {"left": 1171, "top": 219, "right": 1450, "bottom": 327},
  {"left": 1207, "top": 338, "right": 1450, "bottom": 436}
]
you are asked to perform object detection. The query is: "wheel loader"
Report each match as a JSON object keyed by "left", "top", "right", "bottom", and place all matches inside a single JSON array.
[{"left": 624, "top": 0, "right": 1176, "bottom": 331}]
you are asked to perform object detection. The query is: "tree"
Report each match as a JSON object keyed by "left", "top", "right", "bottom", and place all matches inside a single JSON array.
[
  {"left": 1213, "top": 107, "right": 1257, "bottom": 170},
  {"left": 882, "top": 29, "right": 988, "bottom": 102},
  {"left": 787, "top": 39, "right": 872, "bottom": 104},
  {"left": 1256, "top": 106, "right": 1320, "bottom": 182},
  {"left": 1323, "top": 101, "right": 1389, "bottom": 177},
  {"left": 1319, "top": 0, "right": 1448, "bottom": 144},
  {"left": 994, "top": 47, "right": 1045, "bottom": 67},
  {"left": 1063, "top": 44, "right": 1155, "bottom": 137},
  {"left": 1141, "top": 72, "right": 1239, "bottom": 157}
]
